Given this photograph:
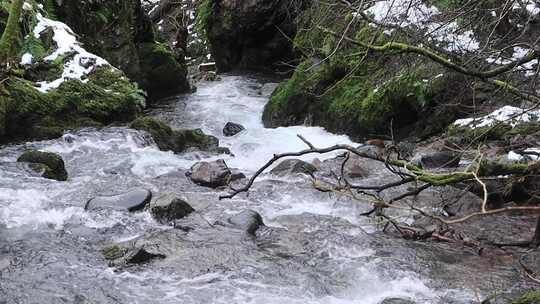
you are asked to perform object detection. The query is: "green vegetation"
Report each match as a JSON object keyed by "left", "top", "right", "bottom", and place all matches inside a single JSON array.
[
  {"left": 512, "top": 291, "right": 540, "bottom": 304},
  {"left": 1, "top": 67, "right": 145, "bottom": 142},
  {"left": 195, "top": 0, "right": 214, "bottom": 38},
  {"left": 0, "top": 0, "right": 24, "bottom": 61}
]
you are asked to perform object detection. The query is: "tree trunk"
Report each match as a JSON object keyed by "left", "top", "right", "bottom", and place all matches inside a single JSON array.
[
  {"left": 0, "top": 0, "right": 24, "bottom": 63},
  {"left": 532, "top": 216, "right": 540, "bottom": 247}
]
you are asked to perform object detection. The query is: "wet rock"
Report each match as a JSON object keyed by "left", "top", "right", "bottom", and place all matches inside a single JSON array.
[
  {"left": 85, "top": 189, "right": 152, "bottom": 212},
  {"left": 187, "top": 159, "right": 232, "bottom": 188},
  {"left": 17, "top": 150, "right": 68, "bottom": 181},
  {"left": 149, "top": 194, "right": 194, "bottom": 224},
  {"left": 130, "top": 117, "right": 220, "bottom": 153},
  {"left": 420, "top": 151, "right": 460, "bottom": 168},
  {"left": 380, "top": 298, "right": 416, "bottom": 304},
  {"left": 205, "top": 0, "right": 306, "bottom": 71},
  {"left": 270, "top": 159, "right": 317, "bottom": 176},
  {"left": 226, "top": 210, "right": 264, "bottom": 235},
  {"left": 223, "top": 122, "right": 245, "bottom": 137},
  {"left": 102, "top": 245, "right": 165, "bottom": 266},
  {"left": 230, "top": 169, "right": 246, "bottom": 182}
]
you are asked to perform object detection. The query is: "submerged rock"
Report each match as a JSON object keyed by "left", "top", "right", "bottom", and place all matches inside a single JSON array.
[
  {"left": 226, "top": 210, "right": 265, "bottom": 235},
  {"left": 187, "top": 159, "right": 232, "bottom": 188},
  {"left": 17, "top": 150, "right": 68, "bottom": 181},
  {"left": 223, "top": 122, "right": 245, "bottom": 137},
  {"left": 130, "top": 117, "right": 220, "bottom": 153},
  {"left": 85, "top": 189, "right": 152, "bottom": 212},
  {"left": 149, "top": 194, "right": 194, "bottom": 224},
  {"left": 270, "top": 159, "right": 317, "bottom": 176}
]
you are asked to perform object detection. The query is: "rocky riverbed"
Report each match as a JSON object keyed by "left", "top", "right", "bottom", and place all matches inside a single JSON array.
[{"left": 0, "top": 75, "right": 536, "bottom": 304}]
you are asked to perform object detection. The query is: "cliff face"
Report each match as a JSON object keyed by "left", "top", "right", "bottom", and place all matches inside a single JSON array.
[{"left": 201, "top": 0, "right": 307, "bottom": 72}]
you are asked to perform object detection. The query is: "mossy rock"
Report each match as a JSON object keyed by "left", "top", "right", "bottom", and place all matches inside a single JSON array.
[
  {"left": 102, "top": 245, "right": 128, "bottom": 261},
  {"left": 263, "top": 57, "right": 448, "bottom": 140},
  {"left": 130, "top": 117, "right": 220, "bottom": 153},
  {"left": 1, "top": 66, "right": 144, "bottom": 143},
  {"left": 17, "top": 150, "right": 68, "bottom": 181},
  {"left": 130, "top": 116, "right": 176, "bottom": 151},
  {"left": 512, "top": 291, "right": 540, "bottom": 304},
  {"left": 137, "top": 42, "right": 190, "bottom": 99}
]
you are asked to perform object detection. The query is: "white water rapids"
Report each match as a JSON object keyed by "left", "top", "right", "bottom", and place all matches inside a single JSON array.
[{"left": 0, "top": 75, "right": 476, "bottom": 304}]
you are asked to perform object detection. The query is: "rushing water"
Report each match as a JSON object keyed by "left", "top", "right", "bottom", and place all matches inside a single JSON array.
[{"left": 0, "top": 75, "right": 504, "bottom": 304}]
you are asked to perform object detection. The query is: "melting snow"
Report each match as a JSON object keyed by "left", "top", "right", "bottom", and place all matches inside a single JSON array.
[
  {"left": 508, "top": 148, "right": 540, "bottom": 161},
  {"left": 20, "top": 53, "right": 33, "bottom": 65},
  {"left": 454, "top": 105, "right": 540, "bottom": 129},
  {"left": 32, "top": 13, "right": 111, "bottom": 92},
  {"left": 364, "top": 0, "right": 479, "bottom": 52}
]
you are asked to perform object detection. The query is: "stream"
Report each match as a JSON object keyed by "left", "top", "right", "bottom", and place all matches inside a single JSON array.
[{"left": 0, "top": 75, "right": 521, "bottom": 304}]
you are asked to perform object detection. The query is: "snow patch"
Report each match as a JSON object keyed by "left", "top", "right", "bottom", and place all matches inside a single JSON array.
[
  {"left": 454, "top": 106, "right": 540, "bottom": 129},
  {"left": 364, "top": 0, "right": 479, "bottom": 52},
  {"left": 32, "top": 13, "right": 112, "bottom": 92},
  {"left": 20, "top": 53, "right": 33, "bottom": 65}
]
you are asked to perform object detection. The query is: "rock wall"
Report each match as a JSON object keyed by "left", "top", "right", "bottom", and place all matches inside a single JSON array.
[{"left": 201, "top": 0, "right": 307, "bottom": 72}]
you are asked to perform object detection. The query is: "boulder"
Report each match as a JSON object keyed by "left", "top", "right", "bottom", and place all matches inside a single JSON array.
[
  {"left": 420, "top": 151, "right": 461, "bottom": 168},
  {"left": 85, "top": 189, "right": 152, "bottom": 212},
  {"left": 270, "top": 159, "right": 317, "bottom": 176},
  {"left": 56, "top": 0, "right": 190, "bottom": 99},
  {"left": 223, "top": 122, "right": 245, "bottom": 137},
  {"left": 204, "top": 0, "right": 307, "bottom": 71},
  {"left": 17, "top": 150, "right": 68, "bottom": 181},
  {"left": 187, "top": 159, "right": 232, "bottom": 188},
  {"left": 130, "top": 117, "right": 220, "bottom": 153},
  {"left": 102, "top": 245, "right": 165, "bottom": 266},
  {"left": 149, "top": 194, "right": 194, "bottom": 224},
  {"left": 226, "top": 210, "right": 264, "bottom": 235}
]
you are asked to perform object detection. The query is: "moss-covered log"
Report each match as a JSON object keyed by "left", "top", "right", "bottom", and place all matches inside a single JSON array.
[{"left": 0, "top": 0, "right": 24, "bottom": 62}]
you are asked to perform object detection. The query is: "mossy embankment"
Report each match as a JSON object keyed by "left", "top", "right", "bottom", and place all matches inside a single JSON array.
[
  {"left": 54, "top": 0, "right": 190, "bottom": 99},
  {"left": 260, "top": 1, "right": 515, "bottom": 141},
  {"left": 0, "top": 1, "right": 145, "bottom": 143}
]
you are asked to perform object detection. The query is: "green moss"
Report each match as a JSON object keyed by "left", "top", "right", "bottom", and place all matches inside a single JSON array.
[
  {"left": 195, "top": 0, "right": 214, "bottom": 38},
  {"left": 130, "top": 117, "right": 219, "bottom": 153},
  {"left": 138, "top": 42, "right": 189, "bottom": 98},
  {"left": 512, "top": 291, "right": 540, "bottom": 304},
  {"left": 1, "top": 67, "right": 144, "bottom": 142},
  {"left": 130, "top": 117, "right": 175, "bottom": 151},
  {"left": 17, "top": 149, "right": 68, "bottom": 181},
  {"left": 102, "top": 245, "right": 127, "bottom": 260}
]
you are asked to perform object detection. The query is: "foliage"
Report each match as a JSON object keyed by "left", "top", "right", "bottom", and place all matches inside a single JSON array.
[
  {"left": 511, "top": 291, "right": 540, "bottom": 304},
  {"left": 194, "top": 0, "right": 213, "bottom": 38},
  {"left": 0, "top": 0, "right": 24, "bottom": 62}
]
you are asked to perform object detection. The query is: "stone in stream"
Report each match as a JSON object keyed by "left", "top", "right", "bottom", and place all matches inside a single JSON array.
[
  {"left": 226, "top": 210, "right": 265, "bottom": 235},
  {"left": 419, "top": 151, "right": 460, "bottom": 168},
  {"left": 187, "top": 159, "right": 232, "bottom": 188},
  {"left": 85, "top": 189, "right": 152, "bottom": 212},
  {"left": 223, "top": 122, "right": 245, "bottom": 137},
  {"left": 130, "top": 117, "right": 220, "bottom": 153},
  {"left": 17, "top": 150, "right": 68, "bottom": 181},
  {"left": 270, "top": 159, "right": 317, "bottom": 176},
  {"left": 101, "top": 245, "right": 165, "bottom": 266},
  {"left": 149, "top": 194, "right": 194, "bottom": 224}
]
